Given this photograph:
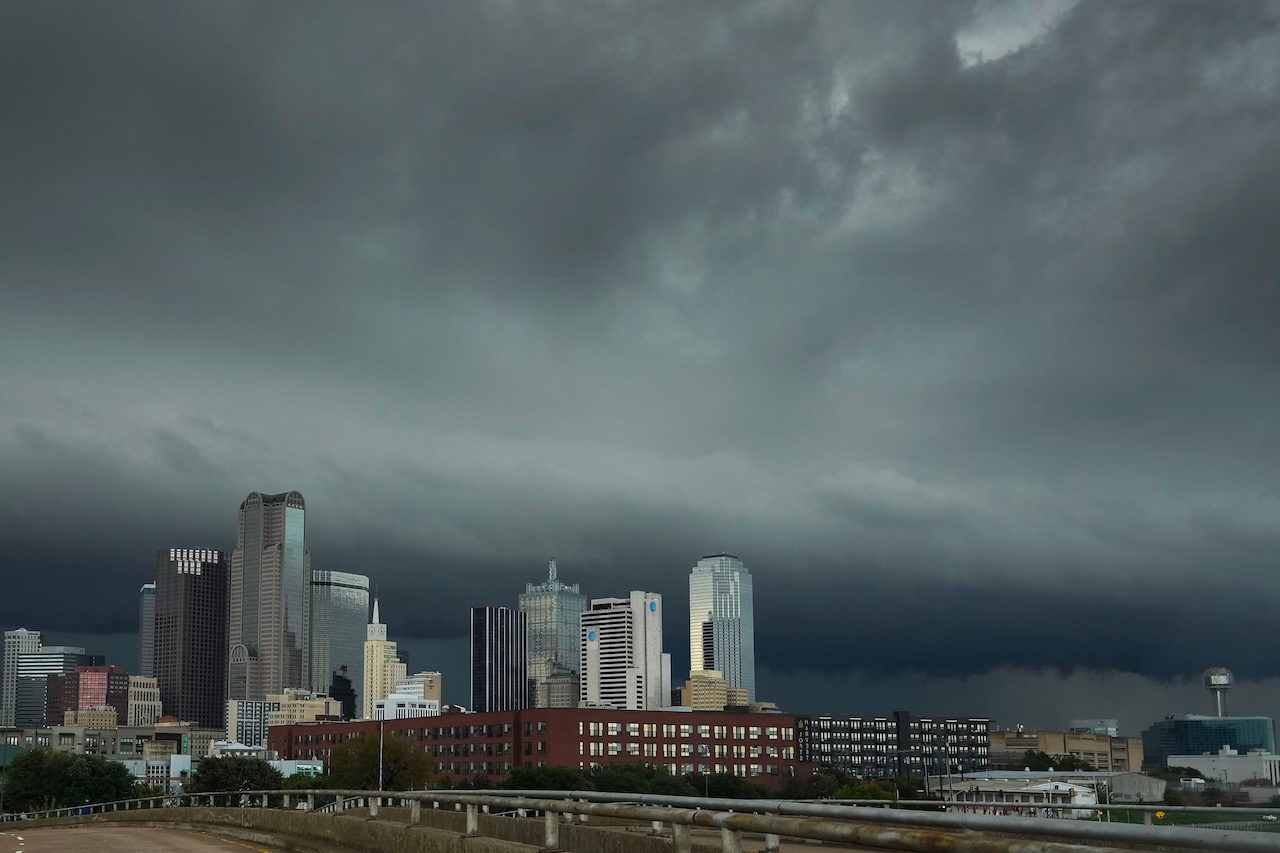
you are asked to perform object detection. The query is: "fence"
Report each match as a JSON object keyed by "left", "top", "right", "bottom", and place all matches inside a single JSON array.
[{"left": 9, "top": 787, "right": 1280, "bottom": 853}]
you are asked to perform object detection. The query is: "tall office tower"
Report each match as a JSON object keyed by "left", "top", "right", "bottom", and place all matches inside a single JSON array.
[
  {"left": 47, "top": 665, "right": 131, "bottom": 725},
  {"left": 309, "top": 571, "right": 369, "bottom": 712},
  {"left": 519, "top": 560, "right": 587, "bottom": 708},
  {"left": 15, "top": 646, "right": 102, "bottom": 727},
  {"left": 228, "top": 491, "right": 310, "bottom": 700},
  {"left": 2, "top": 628, "right": 41, "bottom": 726},
  {"left": 580, "top": 591, "right": 671, "bottom": 711},
  {"left": 470, "top": 607, "right": 529, "bottom": 713},
  {"left": 688, "top": 553, "right": 756, "bottom": 702},
  {"left": 362, "top": 600, "right": 406, "bottom": 719},
  {"left": 155, "top": 548, "right": 229, "bottom": 729},
  {"left": 139, "top": 583, "right": 156, "bottom": 677}
]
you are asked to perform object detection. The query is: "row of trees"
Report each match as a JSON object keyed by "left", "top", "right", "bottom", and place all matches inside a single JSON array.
[
  {"left": 3, "top": 751, "right": 139, "bottom": 812},
  {"left": 3, "top": 731, "right": 935, "bottom": 811}
]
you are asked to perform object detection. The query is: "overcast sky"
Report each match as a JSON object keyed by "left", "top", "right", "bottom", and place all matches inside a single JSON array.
[{"left": 3, "top": 0, "right": 1279, "bottom": 734}]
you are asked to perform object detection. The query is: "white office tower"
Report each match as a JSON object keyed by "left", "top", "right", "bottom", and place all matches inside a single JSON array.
[
  {"left": 2, "top": 629, "right": 41, "bottom": 726},
  {"left": 580, "top": 591, "right": 671, "bottom": 711},
  {"left": 689, "top": 553, "right": 756, "bottom": 702}
]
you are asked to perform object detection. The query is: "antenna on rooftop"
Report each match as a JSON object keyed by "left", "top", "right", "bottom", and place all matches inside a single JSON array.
[{"left": 549, "top": 559, "right": 557, "bottom": 582}]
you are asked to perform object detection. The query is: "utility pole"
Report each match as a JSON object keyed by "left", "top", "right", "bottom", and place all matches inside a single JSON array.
[{"left": 378, "top": 718, "right": 385, "bottom": 791}]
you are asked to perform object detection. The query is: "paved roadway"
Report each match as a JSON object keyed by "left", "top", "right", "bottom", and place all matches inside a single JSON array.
[{"left": 0, "top": 826, "right": 283, "bottom": 853}]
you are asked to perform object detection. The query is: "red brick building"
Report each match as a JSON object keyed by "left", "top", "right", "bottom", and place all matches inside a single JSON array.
[{"left": 269, "top": 707, "right": 810, "bottom": 786}]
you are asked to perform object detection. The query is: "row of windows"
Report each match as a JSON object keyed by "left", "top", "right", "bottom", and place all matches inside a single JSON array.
[
  {"left": 580, "top": 761, "right": 787, "bottom": 777},
  {"left": 580, "top": 722, "right": 791, "bottom": 740},
  {"left": 581, "top": 741, "right": 794, "bottom": 759}
]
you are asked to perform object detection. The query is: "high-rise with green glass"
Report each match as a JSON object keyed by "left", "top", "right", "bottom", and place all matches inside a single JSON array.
[
  {"left": 229, "top": 491, "right": 311, "bottom": 700},
  {"left": 519, "top": 560, "right": 587, "bottom": 707}
]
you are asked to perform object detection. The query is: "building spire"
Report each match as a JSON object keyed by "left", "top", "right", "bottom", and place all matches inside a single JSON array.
[
  {"left": 372, "top": 597, "right": 380, "bottom": 625},
  {"left": 548, "top": 559, "right": 557, "bottom": 582}
]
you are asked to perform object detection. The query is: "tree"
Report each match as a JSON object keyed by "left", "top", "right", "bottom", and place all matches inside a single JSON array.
[
  {"left": 283, "top": 772, "right": 329, "bottom": 791},
  {"left": 688, "top": 773, "right": 769, "bottom": 800},
  {"left": 328, "top": 733, "right": 434, "bottom": 791},
  {"left": 4, "top": 751, "right": 138, "bottom": 811},
  {"left": 188, "top": 756, "right": 285, "bottom": 795},
  {"left": 833, "top": 781, "right": 893, "bottom": 800},
  {"left": 1020, "top": 750, "right": 1094, "bottom": 772},
  {"left": 508, "top": 765, "right": 590, "bottom": 791},
  {"left": 587, "top": 763, "right": 696, "bottom": 796},
  {"left": 1163, "top": 787, "right": 1188, "bottom": 806},
  {"left": 894, "top": 775, "right": 923, "bottom": 799}
]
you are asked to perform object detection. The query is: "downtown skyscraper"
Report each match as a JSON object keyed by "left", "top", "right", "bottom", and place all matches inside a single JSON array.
[
  {"left": 470, "top": 606, "right": 529, "bottom": 713},
  {"left": 155, "top": 548, "right": 229, "bottom": 729},
  {"left": 138, "top": 582, "right": 156, "bottom": 677},
  {"left": 581, "top": 591, "right": 671, "bottom": 711},
  {"left": 1, "top": 628, "right": 40, "bottom": 726},
  {"left": 688, "top": 553, "right": 756, "bottom": 702},
  {"left": 518, "top": 560, "right": 586, "bottom": 707},
  {"left": 229, "top": 491, "right": 311, "bottom": 700},
  {"left": 310, "top": 570, "right": 370, "bottom": 711}
]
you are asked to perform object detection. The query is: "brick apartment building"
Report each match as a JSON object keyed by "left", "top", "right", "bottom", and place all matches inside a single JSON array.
[{"left": 270, "top": 707, "right": 810, "bottom": 785}]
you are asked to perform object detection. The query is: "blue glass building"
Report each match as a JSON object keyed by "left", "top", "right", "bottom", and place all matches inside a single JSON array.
[{"left": 1142, "top": 715, "right": 1277, "bottom": 770}]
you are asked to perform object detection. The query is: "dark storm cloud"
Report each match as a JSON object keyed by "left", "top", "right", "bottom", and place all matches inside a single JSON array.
[{"left": 2, "top": 0, "right": 1279, "bottom": 724}]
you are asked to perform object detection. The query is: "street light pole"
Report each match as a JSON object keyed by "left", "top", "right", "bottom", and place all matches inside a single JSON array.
[{"left": 378, "top": 718, "right": 385, "bottom": 792}]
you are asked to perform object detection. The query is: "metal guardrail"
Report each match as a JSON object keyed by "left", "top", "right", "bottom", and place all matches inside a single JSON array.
[{"left": 7, "top": 787, "right": 1280, "bottom": 853}]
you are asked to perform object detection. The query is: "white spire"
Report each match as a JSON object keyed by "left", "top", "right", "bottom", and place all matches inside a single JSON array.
[
  {"left": 549, "top": 559, "right": 557, "bottom": 582},
  {"left": 367, "top": 597, "right": 387, "bottom": 642}
]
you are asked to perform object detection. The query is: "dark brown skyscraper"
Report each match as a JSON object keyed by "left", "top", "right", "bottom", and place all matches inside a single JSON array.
[{"left": 155, "top": 548, "right": 229, "bottom": 729}]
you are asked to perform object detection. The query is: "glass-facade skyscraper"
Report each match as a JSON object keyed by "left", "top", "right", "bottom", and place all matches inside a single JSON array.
[
  {"left": 1141, "top": 715, "right": 1278, "bottom": 771},
  {"left": 156, "top": 548, "right": 229, "bottom": 729},
  {"left": 688, "top": 553, "right": 756, "bottom": 702},
  {"left": 470, "top": 606, "right": 529, "bottom": 713},
  {"left": 519, "top": 560, "right": 587, "bottom": 707},
  {"left": 310, "top": 571, "right": 370, "bottom": 713},
  {"left": 229, "top": 491, "right": 311, "bottom": 700}
]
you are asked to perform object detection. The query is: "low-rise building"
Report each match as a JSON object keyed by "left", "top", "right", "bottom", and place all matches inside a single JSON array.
[
  {"left": 680, "top": 670, "right": 748, "bottom": 712},
  {"left": 934, "top": 770, "right": 1165, "bottom": 804},
  {"left": 1171, "top": 746, "right": 1280, "bottom": 786},
  {"left": 63, "top": 707, "right": 120, "bottom": 728},
  {"left": 271, "top": 707, "right": 808, "bottom": 785},
  {"left": 266, "top": 690, "right": 343, "bottom": 729},
  {"left": 227, "top": 699, "right": 282, "bottom": 748},
  {"left": 127, "top": 676, "right": 162, "bottom": 727},
  {"left": 989, "top": 729, "right": 1143, "bottom": 772},
  {"left": 798, "top": 711, "right": 990, "bottom": 779},
  {"left": 395, "top": 672, "right": 443, "bottom": 704},
  {"left": 374, "top": 693, "right": 440, "bottom": 720}
]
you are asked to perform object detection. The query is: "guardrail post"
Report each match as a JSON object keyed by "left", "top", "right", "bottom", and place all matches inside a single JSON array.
[
  {"left": 721, "top": 828, "right": 743, "bottom": 853},
  {"left": 336, "top": 795, "right": 345, "bottom": 813},
  {"left": 410, "top": 799, "right": 421, "bottom": 825},
  {"left": 763, "top": 833, "right": 780, "bottom": 853},
  {"left": 671, "top": 823, "right": 691, "bottom": 853},
  {"left": 370, "top": 796, "right": 379, "bottom": 818},
  {"left": 261, "top": 794, "right": 269, "bottom": 808},
  {"left": 282, "top": 794, "right": 291, "bottom": 809},
  {"left": 307, "top": 794, "right": 315, "bottom": 812},
  {"left": 465, "top": 803, "right": 479, "bottom": 837},
  {"left": 544, "top": 809, "right": 560, "bottom": 850},
  {"left": 1144, "top": 811, "right": 1152, "bottom": 825},
  {"left": 650, "top": 820, "right": 663, "bottom": 835}
]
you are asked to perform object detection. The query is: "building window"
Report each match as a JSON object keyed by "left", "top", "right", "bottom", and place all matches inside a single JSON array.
[
  {"left": 698, "top": 725, "right": 710, "bottom": 738},
  {"left": 608, "top": 722, "right": 621, "bottom": 736},
  {"left": 627, "top": 723, "right": 640, "bottom": 737}
]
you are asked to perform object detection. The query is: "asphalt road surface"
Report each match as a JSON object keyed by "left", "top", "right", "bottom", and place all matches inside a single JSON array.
[{"left": 0, "top": 826, "right": 283, "bottom": 853}]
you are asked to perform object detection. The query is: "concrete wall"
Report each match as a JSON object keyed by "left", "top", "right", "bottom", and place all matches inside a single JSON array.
[{"left": 21, "top": 805, "right": 717, "bottom": 853}]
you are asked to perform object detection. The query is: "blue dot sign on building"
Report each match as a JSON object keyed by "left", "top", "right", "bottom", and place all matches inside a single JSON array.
[
  {"left": 587, "top": 630, "right": 597, "bottom": 641},
  {"left": 649, "top": 600, "right": 657, "bottom": 612}
]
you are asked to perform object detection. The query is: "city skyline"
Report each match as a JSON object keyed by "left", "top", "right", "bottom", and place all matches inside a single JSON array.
[{"left": 3, "top": 1, "right": 1280, "bottom": 731}]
